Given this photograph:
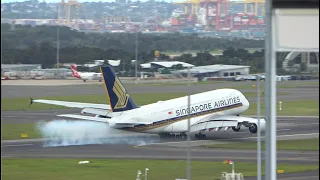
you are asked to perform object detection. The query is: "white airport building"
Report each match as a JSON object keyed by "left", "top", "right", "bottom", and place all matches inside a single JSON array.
[
  {"left": 1, "top": 64, "right": 42, "bottom": 72},
  {"left": 171, "top": 64, "right": 251, "bottom": 79},
  {"left": 140, "top": 61, "right": 194, "bottom": 69}
]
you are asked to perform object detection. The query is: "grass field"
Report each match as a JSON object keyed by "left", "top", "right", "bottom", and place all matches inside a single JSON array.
[
  {"left": 1, "top": 99, "right": 318, "bottom": 140},
  {"left": 1, "top": 92, "right": 189, "bottom": 111},
  {"left": 119, "top": 79, "right": 319, "bottom": 88},
  {"left": 1, "top": 123, "right": 41, "bottom": 140},
  {"left": 202, "top": 138, "right": 319, "bottom": 151},
  {"left": 1, "top": 91, "right": 317, "bottom": 140},
  {"left": 243, "top": 100, "right": 319, "bottom": 116},
  {"left": 2, "top": 158, "right": 319, "bottom": 180},
  {"left": 1, "top": 92, "right": 289, "bottom": 111},
  {"left": 2, "top": 94, "right": 317, "bottom": 116}
]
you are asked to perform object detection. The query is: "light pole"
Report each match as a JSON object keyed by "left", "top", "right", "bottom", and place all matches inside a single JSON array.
[
  {"left": 279, "top": 101, "right": 282, "bottom": 111},
  {"left": 257, "top": 75, "right": 261, "bottom": 180},
  {"left": 187, "top": 67, "right": 191, "bottom": 180},
  {"left": 56, "top": 10, "right": 60, "bottom": 78},
  {"left": 136, "top": 170, "right": 142, "bottom": 180},
  {"left": 1, "top": 18, "right": 2, "bottom": 140},
  {"left": 232, "top": 162, "right": 235, "bottom": 178},
  {"left": 144, "top": 168, "right": 149, "bottom": 180},
  {"left": 135, "top": 32, "right": 138, "bottom": 84},
  {"left": 264, "top": 0, "right": 276, "bottom": 179}
]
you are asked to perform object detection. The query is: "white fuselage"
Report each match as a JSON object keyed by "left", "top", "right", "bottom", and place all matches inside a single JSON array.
[
  {"left": 78, "top": 72, "right": 102, "bottom": 80},
  {"left": 108, "top": 89, "right": 249, "bottom": 134}
]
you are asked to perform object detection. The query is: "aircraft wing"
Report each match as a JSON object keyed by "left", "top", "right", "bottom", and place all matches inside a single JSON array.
[
  {"left": 30, "top": 98, "right": 111, "bottom": 110},
  {"left": 57, "top": 114, "right": 153, "bottom": 125},
  {"left": 190, "top": 115, "right": 264, "bottom": 133}
]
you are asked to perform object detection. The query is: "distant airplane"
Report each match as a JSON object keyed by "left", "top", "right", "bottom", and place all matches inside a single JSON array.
[
  {"left": 70, "top": 64, "right": 102, "bottom": 82},
  {"left": 30, "top": 66, "right": 266, "bottom": 140}
]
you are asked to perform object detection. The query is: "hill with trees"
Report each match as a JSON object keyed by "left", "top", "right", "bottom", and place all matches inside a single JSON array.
[{"left": 1, "top": 24, "right": 287, "bottom": 74}]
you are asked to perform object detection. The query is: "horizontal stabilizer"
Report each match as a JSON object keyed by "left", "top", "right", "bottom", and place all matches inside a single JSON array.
[
  {"left": 30, "top": 98, "right": 111, "bottom": 110},
  {"left": 81, "top": 108, "right": 111, "bottom": 116}
]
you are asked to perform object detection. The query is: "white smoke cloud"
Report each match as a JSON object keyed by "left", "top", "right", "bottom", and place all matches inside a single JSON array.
[{"left": 36, "top": 120, "right": 160, "bottom": 147}]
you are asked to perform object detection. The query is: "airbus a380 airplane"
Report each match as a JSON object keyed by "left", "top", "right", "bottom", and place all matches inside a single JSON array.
[
  {"left": 70, "top": 64, "right": 102, "bottom": 82},
  {"left": 30, "top": 66, "right": 266, "bottom": 139}
]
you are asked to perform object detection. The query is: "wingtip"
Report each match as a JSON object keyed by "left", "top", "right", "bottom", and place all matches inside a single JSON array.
[{"left": 29, "top": 97, "right": 33, "bottom": 107}]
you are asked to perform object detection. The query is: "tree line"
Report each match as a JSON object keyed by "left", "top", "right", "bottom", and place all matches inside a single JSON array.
[
  {"left": 1, "top": 24, "right": 264, "bottom": 51},
  {"left": 1, "top": 24, "right": 288, "bottom": 74}
]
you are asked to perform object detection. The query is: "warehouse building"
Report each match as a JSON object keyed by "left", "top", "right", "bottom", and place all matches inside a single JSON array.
[
  {"left": 140, "top": 61, "right": 194, "bottom": 69},
  {"left": 1, "top": 64, "right": 42, "bottom": 72},
  {"left": 171, "top": 64, "right": 251, "bottom": 79}
]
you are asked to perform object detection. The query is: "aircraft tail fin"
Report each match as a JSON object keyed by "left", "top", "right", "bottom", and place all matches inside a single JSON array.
[
  {"left": 100, "top": 66, "right": 139, "bottom": 112},
  {"left": 70, "top": 64, "right": 81, "bottom": 78}
]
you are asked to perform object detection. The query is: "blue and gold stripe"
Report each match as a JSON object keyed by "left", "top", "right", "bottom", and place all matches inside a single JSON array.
[{"left": 121, "top": 102, "right": 243, "bottom": 132}]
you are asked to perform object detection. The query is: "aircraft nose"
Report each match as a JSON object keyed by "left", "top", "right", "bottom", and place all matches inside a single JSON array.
[{"left": 240, "top": 93, "right": 250, "bottom": 110}]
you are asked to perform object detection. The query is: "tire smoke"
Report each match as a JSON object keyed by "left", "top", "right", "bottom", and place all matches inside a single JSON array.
[{"left": 36, "top": 120, "right": 160, "bottom": 147}]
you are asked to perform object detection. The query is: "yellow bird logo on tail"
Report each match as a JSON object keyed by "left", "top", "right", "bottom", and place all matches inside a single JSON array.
[{"left": 112, "top": 77, "right": 129, "bottom": 109}]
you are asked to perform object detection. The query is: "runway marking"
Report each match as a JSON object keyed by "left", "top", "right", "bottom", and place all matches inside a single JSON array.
[
  {"left": 248, "top": 116, "right": 319, "bottom": 119},
  {"left": 284, "top": 123, "right": 319, "bottom": 127},
  {"left": 288, "top": 156, "right": 319, "bottom": 161},
  {"left": 279, "top": 176, "right": 319, "bottom": 180},
  {"left": 1, "top": 144, "right": 33, "bottom": 148},
  {"left": 236, "top": 128, "right": 292, "bottom": 134},
  {"left": 1, "top": 156, "right": 13, "bottom": 158},
  {"left": 134, "top": 133, "right": 319, "bottom": 147}
]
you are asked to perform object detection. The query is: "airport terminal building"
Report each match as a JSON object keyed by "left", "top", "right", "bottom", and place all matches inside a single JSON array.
[
  {"left": 171, "top": 64, "right": 251, "bottom": 79},
  {"left": 1, "top": 64, "right": 42, "bottom": 72}
]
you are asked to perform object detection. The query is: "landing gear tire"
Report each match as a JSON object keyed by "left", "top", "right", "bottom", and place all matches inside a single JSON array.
[
  {"left": 195, "top": 133, "right": 207, "bottom": 140},
  {"left": 83, "top": 79, "right": 86, "bottom": 82},
  {"left": 232, "top": 126, "right": 241, "bottom": 132},
  {"left": 249, "top": 124, "right": 258, "bottom": 133},
  {"left": 158, "top": 133, "right": 170, "bottom": 139},
  {"left": 159, "top": 133, "right": 184, "bottom": 140},
  {"left": 201, "top": 134, "right": 206, "bottom": 139},
  {"left": 181, "top": 132, "right": 186, "bottom": 139}
]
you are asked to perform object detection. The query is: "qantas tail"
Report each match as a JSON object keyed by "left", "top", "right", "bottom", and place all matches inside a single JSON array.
[
  {"left": 100, "top": 66, "right": 139, "bottom": 112},
  {"left": 70, "top": 64, "right": 81, "bottom": 78}
]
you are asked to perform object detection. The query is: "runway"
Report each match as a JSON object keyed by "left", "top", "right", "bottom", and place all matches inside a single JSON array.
[
  {"left": 2, "top": 80, "right": 319, "bottom": 102},
  {"left": 1, "top": 138, "right": 319, "bottom": 164},
  {"left": 1, "top": 80, "right": 319, "bottom": 180},
  {"left": 245, "top": 171, "right": 319, "bottom": 180},
  {"left": 1, "top": 111, "right": 319, "bottom": 164},
  {"left": 2, "top": 110, "right": 319, "bottom": 137}
]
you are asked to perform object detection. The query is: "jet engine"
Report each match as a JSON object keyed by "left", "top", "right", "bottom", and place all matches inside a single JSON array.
[
  {"left": 248, "top": 119, "right": 266, "bottom": 133},
  {"left": 232, "top": 118, "right": 266, "bottom": 133}
]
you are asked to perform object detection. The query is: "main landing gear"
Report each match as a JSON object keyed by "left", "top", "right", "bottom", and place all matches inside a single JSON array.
[
  {"left": 158, "top": 133, "right": 186, "bottom": 140},
  {"left": 195, "top": 132, "right": 206, "bottom": 140}
]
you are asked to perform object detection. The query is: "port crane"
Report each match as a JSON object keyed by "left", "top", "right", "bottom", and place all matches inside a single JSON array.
[{"left": 58, "top": 0, "right": 81, "bottom": 25}]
